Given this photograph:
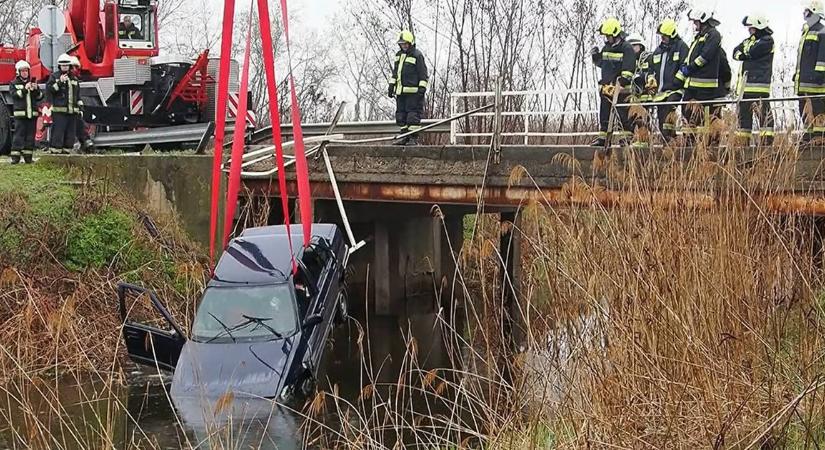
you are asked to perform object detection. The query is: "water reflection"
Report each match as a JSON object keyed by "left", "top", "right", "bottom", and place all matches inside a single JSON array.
[{"left": 1, "top": 311, "right": 450, "bottom": 449}]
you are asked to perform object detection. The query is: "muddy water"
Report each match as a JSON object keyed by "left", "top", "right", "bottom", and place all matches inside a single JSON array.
[{"left": 0, "top": 311, "right": 449, "bottom": 449}]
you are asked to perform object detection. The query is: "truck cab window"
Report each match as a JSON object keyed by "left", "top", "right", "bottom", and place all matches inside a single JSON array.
[{"left": 117, "top": 7, "right": 153, "bottom": 48}]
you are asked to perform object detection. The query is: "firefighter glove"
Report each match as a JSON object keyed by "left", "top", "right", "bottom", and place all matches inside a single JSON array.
[
  {"left": 590, "top": 46, "right": 600, "bottom": 56},
  {"left": 600, "top": 84, "right": 616, "bottom": 97},
  {"left": 388, "top": 85, "right": 395, "bottom": 98},
  {"left": 679, "top": 65, "right": 690, "bottom": 77},
  {"left": 645, "top": 77, "right": 658, "bottom": 94}
]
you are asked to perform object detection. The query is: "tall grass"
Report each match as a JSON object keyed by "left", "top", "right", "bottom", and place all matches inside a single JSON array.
[{"left": 304, "top": 128, "right": 825, "bottom": 448}]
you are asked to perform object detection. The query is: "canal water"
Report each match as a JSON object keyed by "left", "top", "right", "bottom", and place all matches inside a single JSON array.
[{"left": 0, "top": 311, "right": 450, "bottom": 449}]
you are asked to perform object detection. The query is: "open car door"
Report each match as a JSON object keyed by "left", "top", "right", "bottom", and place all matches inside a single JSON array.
[{"left": 117, "top": 283, "right": 186, "bottom": 372}]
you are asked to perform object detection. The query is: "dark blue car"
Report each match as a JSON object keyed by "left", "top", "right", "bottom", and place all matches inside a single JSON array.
[{"left": 118, "top": 224, "right": 349, "bottom": 401}]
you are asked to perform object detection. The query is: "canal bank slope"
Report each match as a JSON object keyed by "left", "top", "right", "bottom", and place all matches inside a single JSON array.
[{"left": 0, "top": 163, "right": 208, "bottom": 378}]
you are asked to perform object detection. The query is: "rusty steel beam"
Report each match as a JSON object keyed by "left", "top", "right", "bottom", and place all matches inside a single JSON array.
[{"left": 243, "top": 178, "right": 825, "bottom": 215}]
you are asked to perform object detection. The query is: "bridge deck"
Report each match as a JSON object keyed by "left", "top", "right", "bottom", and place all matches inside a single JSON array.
[{"left": 243, "top": 144, "right": 825, "bottom": 214}]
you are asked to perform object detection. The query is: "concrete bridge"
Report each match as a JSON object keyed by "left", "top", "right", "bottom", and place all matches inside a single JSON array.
[{"left": 42, "top": 143, "right": 825, "bottom": 315}]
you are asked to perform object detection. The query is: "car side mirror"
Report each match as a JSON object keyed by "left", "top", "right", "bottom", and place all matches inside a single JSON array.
[{"left": 303, "top": 314, "right": 323, "bottom": 329}]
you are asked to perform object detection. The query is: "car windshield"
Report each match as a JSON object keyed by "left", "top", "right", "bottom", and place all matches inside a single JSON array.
[{"left": 191, "top": 284, "right": 298, "bottom": 343}]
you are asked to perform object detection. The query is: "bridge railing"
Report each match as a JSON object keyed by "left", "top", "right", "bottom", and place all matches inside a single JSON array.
[{"left": 448, "top": 83, "right": 806, "bottom": 145}]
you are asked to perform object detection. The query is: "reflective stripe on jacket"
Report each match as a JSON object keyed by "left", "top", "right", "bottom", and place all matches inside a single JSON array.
[
  {"left": 11, "top": 76, "right": 43, "bottom": 119},
  {"left": 677, "top": 26, "right": 723, "bottom": 90},
  {"left": 46, "top": 72, "right": 81, "bottom": 114},
  {"left": 795, "top": 22, "right": 825, "bottom": 94},
  {"left": 388, "top": 47, "right": 429, "bottom": 96},
  {"left": 647, "top": 37, "right": 690, "bottom": 101},
  {"left": 733, "top": 31, "right": 774, "bottom": 95},
  {"left": 592, "top": 37, "right": 636, "bottom": 91}
]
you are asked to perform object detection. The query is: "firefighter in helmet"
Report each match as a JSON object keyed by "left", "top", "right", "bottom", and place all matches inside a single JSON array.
[
  {"left": 70, "top": 56, "right": 93, "bottom": 152},
  {"left": 388, "top": 30, "right": 429, "bottom": 145},
  {"left": 590, "top": 17, "right": 635, "bottom": 147},
  {"left": 46, "top": 53, "right": 80, "bottom": 154},
  {"left": 733, "top": 14, "right": 775, "bottom": 146},
  {"left": 625, "top": 33, "right": 653, "bottom": 148},
  {"left": 676, "top": 9, "right": 727, "bottom": 141},
  {"left": 9, "top": 60, "right": 42, "bottom": 164},
  {"left": 795, "top": 0, "right": 825, "bottom": 142},
  {"left": 644, "top": 19, "right": 690, "bottom": 142}
]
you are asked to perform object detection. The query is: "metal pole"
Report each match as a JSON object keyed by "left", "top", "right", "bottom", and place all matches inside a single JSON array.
[{"left": 321, "top": 145, "right": 365, "bottom": 257}]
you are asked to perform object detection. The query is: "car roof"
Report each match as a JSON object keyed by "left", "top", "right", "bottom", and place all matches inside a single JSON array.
[{"left": 212, "top": 224, "right": 339, "bottom": 284}]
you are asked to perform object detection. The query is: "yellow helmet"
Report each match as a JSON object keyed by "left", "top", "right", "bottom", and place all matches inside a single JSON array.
[
  {"left": 657, "top": 19, "right": 678, "bottom": 38},
  {"left": 599, "top": 17, "right": 622, "bottom": 37},
  {"left": 397, "top": 30, "right": 415, "bottom": 45}
]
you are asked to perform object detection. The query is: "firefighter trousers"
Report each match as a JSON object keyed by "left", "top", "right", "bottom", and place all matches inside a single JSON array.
[
  {"left": 50, "top": 113, "right": 77, "bottom": 151},
  {"left": 655, "top": 92, "right": 682, "bottom": 141},
  {"left": 682, "top": 88, "right": 722, "bottom": 136},
  {"left": 395, "top": 93, "right": 424, "bottom": 132},
  {"left": 599, "top": 92, "right": 632, "bottom": 139},
  {"left": 798, "top": 96, "right": 825, "bottom": 141},
  {"left": 737, "top": 93, "right": 774, "bottom": 140},
  {"left": 12, "top": 117, "right": 37, "bottom": 162}
]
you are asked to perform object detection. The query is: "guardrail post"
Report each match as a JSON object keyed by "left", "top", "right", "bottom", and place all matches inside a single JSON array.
[{"left": 450, "top": 95, "right": 457, "bottom": 145}]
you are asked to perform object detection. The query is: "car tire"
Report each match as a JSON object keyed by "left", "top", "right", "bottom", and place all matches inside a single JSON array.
[{"left": 334, "top": 291, "right": 349, "bottom": 325}]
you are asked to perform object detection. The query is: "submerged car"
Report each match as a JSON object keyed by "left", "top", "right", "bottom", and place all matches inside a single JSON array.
[{"left": 118, "top": 224, "right": 350, "bottom": 400}]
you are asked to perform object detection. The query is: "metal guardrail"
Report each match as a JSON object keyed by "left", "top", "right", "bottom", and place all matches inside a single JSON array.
[
  {"left": 247, "top": 119, "right": 451, "bottom": 144},
  {"left": 446, "top": 84, "right": 804, "bottom": 145}
]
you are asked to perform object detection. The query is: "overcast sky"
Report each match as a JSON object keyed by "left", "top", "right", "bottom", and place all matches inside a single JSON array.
[{"left": 196, "top": 0, "right": 813, "bottom": 97}]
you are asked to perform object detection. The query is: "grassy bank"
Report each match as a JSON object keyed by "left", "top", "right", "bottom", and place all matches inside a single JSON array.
[{"left": 0, "top": 163, "right": 207, "bottom": 378}]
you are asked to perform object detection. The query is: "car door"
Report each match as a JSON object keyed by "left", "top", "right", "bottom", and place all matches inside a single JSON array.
[
  {"left": 117, "top": 282, "right": 186, "bottom": 372},
  {"left": 300, "top": 242, "right": 338, "bottom": 374}
]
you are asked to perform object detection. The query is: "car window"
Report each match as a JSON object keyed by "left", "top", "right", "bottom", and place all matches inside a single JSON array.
[
  {"left": 191, "top": 284, "right": 298, "bottom": 342},
  {"left": 301, "top": 246, "right": 329, "bottom": 284}
]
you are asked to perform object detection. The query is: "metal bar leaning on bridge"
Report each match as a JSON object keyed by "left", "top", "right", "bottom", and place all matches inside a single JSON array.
[{"left": 325, "top": 104, "right": 494, "bottom": 145}]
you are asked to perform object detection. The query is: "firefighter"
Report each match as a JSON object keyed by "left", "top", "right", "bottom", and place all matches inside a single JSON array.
[
  {"left": 676, "top": 9, "right": 726, "bottom": 140},
  {"left": 626, "top": 33, "right": 653, "bottom": 147},
  {"left": 795, "top": 1, "right": 825, "bottom": 142},
  {"left": 644, "top": 19, "right": 690, "bottom": 142},
  {"left": 732, "top": 15, "right": 775, "bottom": 146},
  {"left": 70, "top": 56, "right": 93, "bottom": 152},
  {"left": 47, "top": 53, "right": 80, "bottom": 154},
  {"left": 118, "top": 15, "right": 143, "bottom": 40},
  {"left": 590, "top": 17, "right": 636, "bottom": 147},
  {"left": 9, "top": 60, "right": 42, "bottom": 164},
  {"left": 387, "top": 30, "right": 429, "bottom": 145}
]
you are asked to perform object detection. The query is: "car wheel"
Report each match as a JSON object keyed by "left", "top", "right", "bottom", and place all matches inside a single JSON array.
[
  {"left": 334, "top": 291, "right": 349, "bottom": 325},
  {"left": 300, "top": 375, "right": 316, "bottom": 397}
]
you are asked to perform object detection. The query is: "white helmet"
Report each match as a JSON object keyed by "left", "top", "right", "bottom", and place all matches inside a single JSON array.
[
  {"left": 806, "top": 0, "right": 825, "bottom": 17},
  {"left": 626, "top": 33, "right": 646, "bottom": 50},
  {"left": 57, "top": 53, "right": 72, "bottom": 66},
  {"left": 70, "top": 56, "right": 81, "bottom": 68},
  {"left": 688, "top": 8, "right": 720, "bottom": 26},
  {"left": 742, "top": 14, "right": 771, "bottom": 32},
  {"left": 15, "top": 60, "right": 30, "bottom": 75}
]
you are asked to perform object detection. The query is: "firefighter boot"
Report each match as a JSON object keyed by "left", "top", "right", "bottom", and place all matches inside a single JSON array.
[
  {"left": 21, "top": 150, "right": 33, "bottom": 164},
  {"left": 9, "top": 150, "right": 20, "bottom": 164}
]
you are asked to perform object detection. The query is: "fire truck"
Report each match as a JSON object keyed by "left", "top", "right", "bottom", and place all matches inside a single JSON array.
[{"left": 0, "top": 0, "right": 248, "bottom": 152}]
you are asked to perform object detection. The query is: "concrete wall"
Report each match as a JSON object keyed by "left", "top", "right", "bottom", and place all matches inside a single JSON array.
[{"left": 40, "top": 154, "right": 219, "bottom": 249}]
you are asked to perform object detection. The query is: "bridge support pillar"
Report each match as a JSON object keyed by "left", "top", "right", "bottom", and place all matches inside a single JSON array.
[{"left": 500, "top": 211, "right": 524, "bottom": 349}]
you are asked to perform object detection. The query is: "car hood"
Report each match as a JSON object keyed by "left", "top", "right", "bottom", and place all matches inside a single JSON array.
[{"left": 170, "top": 336, "right": 296, "bottom": 399}]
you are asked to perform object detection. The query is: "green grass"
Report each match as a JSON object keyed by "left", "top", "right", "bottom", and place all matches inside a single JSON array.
[
  {"left": 64, "top": 207, "right": 134, "bottom": 271},
  {"left": 0, "top": 164, "right": 75, "bottom": 264}
]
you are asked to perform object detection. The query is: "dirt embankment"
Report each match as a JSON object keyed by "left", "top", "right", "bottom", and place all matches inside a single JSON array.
[{"left": 0, "top": 163, "right": 208, "bottom": 378}]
